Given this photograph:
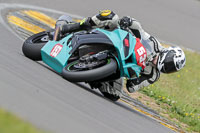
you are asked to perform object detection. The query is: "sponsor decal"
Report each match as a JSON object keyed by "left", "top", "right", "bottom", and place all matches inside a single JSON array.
[{"left": 50, "top": 44, "right": 63, "bottom": 57}]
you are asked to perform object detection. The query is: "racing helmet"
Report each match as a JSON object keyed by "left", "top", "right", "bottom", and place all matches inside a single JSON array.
[
  {"left": 92, "top": 10, "right": 119, "bottom": 30},
  {"left": 157, "top": 46, "right": 186, "bottom": 73}
]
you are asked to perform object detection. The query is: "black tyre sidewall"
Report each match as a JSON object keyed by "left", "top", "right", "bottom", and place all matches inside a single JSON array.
[
  {"left": 62, "top": 58, "right": 117, "bottom": 82},
  {"left": 22, "top": 31, "right": 47, "bottom": 61}
]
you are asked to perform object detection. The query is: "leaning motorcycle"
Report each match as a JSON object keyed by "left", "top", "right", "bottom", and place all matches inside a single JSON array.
[{"left": 22, "top": 17, "right": 147, "bottom": 101}]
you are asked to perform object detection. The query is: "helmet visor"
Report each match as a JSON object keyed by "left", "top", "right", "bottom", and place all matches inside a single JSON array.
[{"left": 161, "top": 50, "right": 177, "bottom": 73}]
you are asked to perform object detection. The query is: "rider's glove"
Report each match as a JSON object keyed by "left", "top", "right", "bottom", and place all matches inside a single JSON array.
[
  {"left": 119, "top": 16, "right": 132, "bottom": 29},
  {"left": 79, "top": 17, "right": 92, "bottom": 30},
  {"left": 126, "top": 79, "right": 136, "bottom": 93}
]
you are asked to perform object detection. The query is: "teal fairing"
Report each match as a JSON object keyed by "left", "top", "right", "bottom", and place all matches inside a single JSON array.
[
  {"left": 97, "top": 28, "right": 142, "bottom": 78},
  {"left": 41, "top": 28, "right": 142, "bottom": 78},
  {"left": 41, "top": 34, "right": 73, "bottom": 73}
]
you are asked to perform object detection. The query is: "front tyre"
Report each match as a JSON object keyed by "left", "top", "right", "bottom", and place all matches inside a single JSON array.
[
  {"left": 22, "top": 31, "right": 49, "bottom": 61},
  {"left": 62, "top": 58, "right": 117, "bottom": 82}
]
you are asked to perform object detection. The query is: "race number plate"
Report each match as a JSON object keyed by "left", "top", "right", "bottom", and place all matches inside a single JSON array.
[
  {"left": 50, "top": 44, "right": 63, "bottom": 57},
  {"left": 134, "top": 39, "right": 147, "bottom": 69}
]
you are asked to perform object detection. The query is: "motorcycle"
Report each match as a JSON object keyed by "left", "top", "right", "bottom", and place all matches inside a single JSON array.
[{"left": 22, "top": 16, "right": 147, "bottom": 101}]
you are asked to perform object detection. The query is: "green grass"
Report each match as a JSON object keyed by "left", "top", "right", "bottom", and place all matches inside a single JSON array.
[
  {"left": 140, "top": 49, "right": 200, "bottom": 132},
  {"left": 0, "top": 108, "right": 45, "bottom": 133}
]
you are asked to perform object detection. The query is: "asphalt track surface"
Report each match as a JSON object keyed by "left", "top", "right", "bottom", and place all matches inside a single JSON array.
[{"left": 0, "top": 0, "right": 199, "bottom": 133}]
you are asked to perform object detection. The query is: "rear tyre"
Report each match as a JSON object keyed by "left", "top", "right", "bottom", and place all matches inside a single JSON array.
[
  {"left": 22, "top": 31, "right": 49, "bottom": 61},
  {"left": 62, "top": 58, "right": 117, "bottom": 82}
]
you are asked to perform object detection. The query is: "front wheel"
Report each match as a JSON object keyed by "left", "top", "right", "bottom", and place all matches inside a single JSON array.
[
  {"left": 22, "top": 31, "right": 49, "bottom": 61},
  {"left": 62, "top": 58, "right": 117, "bottom": 82}
]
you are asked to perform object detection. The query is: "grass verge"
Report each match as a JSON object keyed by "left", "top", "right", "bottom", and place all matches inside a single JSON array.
[
  {"left": 0, "top": 108, "right": 45, "bottom": 133},
  {"left": 135, "top": 49, "right": 200, "bottom": 132}
]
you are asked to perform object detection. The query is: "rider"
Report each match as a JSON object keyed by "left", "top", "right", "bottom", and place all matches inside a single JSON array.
[{"left": 52, "top": 10, "right": 186, "bottom": 93}]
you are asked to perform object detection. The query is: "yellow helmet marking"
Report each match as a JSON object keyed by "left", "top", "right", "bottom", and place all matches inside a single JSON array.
[{"left": 100, "top": 10, "right": 111, "bottom": 17}]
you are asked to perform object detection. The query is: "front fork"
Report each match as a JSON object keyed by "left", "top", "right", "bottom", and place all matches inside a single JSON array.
[{"left": 53, "top": 25, "right": 61, "bottom": 41}]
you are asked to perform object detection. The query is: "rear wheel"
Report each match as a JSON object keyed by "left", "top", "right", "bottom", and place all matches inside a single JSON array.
[
  {"left": 62, "top": 58, "right": 117, "bottom": 82},
  {"left": 22, "top": 31, "right": 49, "bottom": 61}
]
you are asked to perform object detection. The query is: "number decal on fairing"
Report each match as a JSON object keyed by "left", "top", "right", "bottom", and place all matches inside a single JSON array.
[
  {"left": 50, "top": 44, "right": 63, "bottom": 57},
  {"left": 137, "top": 46, "right": 146, "bottom": 56},
  {"left": 134, "top": 38, "right": 147, "bottom": 69},
  {"left": 137, "top": 46, "right": 147, "bottom": 63}
]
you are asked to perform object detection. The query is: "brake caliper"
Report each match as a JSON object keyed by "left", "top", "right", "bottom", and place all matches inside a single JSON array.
[{"left": 75, "top": 51, "right": 109, "bottom": 69}]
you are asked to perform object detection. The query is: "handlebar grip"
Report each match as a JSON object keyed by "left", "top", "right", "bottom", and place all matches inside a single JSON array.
[{"left": 62, "top": 23, "right": 81, "bottom": 34}]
